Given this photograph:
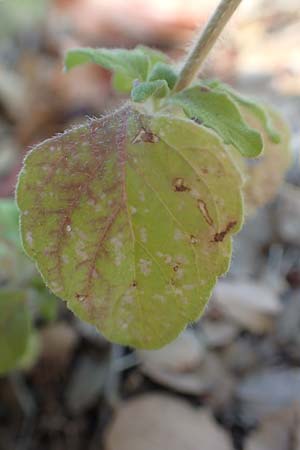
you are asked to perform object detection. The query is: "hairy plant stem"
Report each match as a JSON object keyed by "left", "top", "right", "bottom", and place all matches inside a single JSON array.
[{"left": 174, "top": 0, "right": 242, "bottom": 92}]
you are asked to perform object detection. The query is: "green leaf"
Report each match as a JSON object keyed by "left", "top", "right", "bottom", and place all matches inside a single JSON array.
[
  {"left": 0, "top": 198, "right": 20, "bottom": 246},
  {"left": 65, "top": 45, "right": 168, "bottom": 94},
  {"left": 64, "top": 48, "right": 146, "bottom": 79},
  {"left": 149, "top": 62, "right": 178, "bottom": 89},
  {"left": 65, "top": 47, "right": 148, "bottom": 90},
  {"left": 112, "top": 72, "right": 133, "bottom": 94},
  {"left": 208, "top": 82, "right": 281, "bottom": 143},
  {"left": 0, "top": 198, "right": 36, "bottom": 285},
  {"left": 136, "top": 45, "right": 169, "bottom": 67},
  {"left": 32, "top": 287, "right": 59, "bottom": 322},
  {"left": 17, "top": 331, "right": 40, "bottom": 371},
  {"left": 169, "top": 86, "right": 263, "bottom": 157},
  {"left": 0, "top": 289, "right": 31, "bottom": 374},
  {"left": 131, "top": 80, "right": 169, "bottom": 102},
  {"left": 16, "top": 106, "right": 243, "bottom": 349}
]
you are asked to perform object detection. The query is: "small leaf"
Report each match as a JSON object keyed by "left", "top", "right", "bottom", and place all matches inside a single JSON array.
[
  {"left": 149, "top": 63, "right": 178, "bottom": 89},
  {"left": 169, "top": 86, "right": 263, "bottom": 158},
  {"left": 209, "top": 82, "right": 281, "bottom": 143},
  {"left": 136, "top": 45, "right": 169, "bottom": 66},
  {"left": 0, "top": 289, "right": 31, "bottom": 374},
  {"left": 131, "top": 80, "right": 169, "bottom": 102},
  {"left": 112, "top": 72, "right": 133, "bottom": 94},
  {"left": 65, "top": 47, "right": 148, "bottom": 91},
  {"left": 17, "top": 332, "right": 40, "bottom": 371},
  {"left": 65, "top": 45, "right": 168, "bottom": 94},
  {"left": 0, "top": 198, "right": 36, "bottom": 284},
  {"left": 38, "top": 292, "right": 59, "bottom": 322},
  {"left": 17, "top": 106, "right": 243, "bottom": 349},
  {"left": 0, "top": 198, "right": 21, "bottom": 246}
]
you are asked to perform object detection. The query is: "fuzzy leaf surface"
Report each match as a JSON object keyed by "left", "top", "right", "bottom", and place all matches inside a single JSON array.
[
  {"left": 135, "top": 45, "right": 169, "bottom": 66},
  {"left": 17, "top": 106, "right": 243, "bottom": 349},
  {"left": 0, "top": 290, "right": 31, "bottom": 374},
  {"left": 149, "top": 63, "right": 178, "bottom": 89},
  {"left": 206, "top": 81, "right": 281, "bottom": 143},
  {"left": 131, "top": 80, "right": 169, "bottom": 102},
  {"left": 65, "top": 45, "right": 168, "bottom": 93},
  {"left": 169, "top": 86, "right": 263, "bottom": 157}
]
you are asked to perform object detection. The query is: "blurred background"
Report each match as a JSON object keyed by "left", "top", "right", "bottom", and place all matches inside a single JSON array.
[{"left": 0, "top": 1, "right": 300, "bottom": 449}]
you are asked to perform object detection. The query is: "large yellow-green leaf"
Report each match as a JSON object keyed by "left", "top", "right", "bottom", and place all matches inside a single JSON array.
[
  {"left": 16, "top": 106, "right": 243, "bottom": 349},
  {"left": 0, "top": 290, "right": 31, "bottom": 374}
]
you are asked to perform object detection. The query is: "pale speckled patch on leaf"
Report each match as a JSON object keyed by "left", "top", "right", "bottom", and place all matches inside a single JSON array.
[{"left": 16, "top": 106, "right": 243, "bottom": 349}]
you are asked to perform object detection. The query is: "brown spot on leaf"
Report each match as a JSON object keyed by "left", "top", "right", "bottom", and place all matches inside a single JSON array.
[
  {"left": 190, "top": 235, "right": 198, "bottom": 245},
  {"left": 131, "top": 128, "right": 160, "bottom": 144},
  {"left": 75, "top": 293, "right": 87, "bottom": 303},
  {"left": 173, "top": 178, "right": 191, "bottom": 192},
  {"left": 132, "top": 280, "right": 137, "bottom": 287},
  {"left": 197, "top": 199, "right": 213, "bottom": 226},
  {"left": 173, "top": 264, "right": 179, "bottom": 272},
  {"left": 213, "top": 221, "right": 237, "bottom": 242},
  {"left": 200, "top": 86, "right": 210, "bottom": 92}
]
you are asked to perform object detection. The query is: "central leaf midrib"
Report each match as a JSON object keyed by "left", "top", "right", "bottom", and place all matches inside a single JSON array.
[{"left": 110, "top": 111, "right": 145, "bottom": 342}]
